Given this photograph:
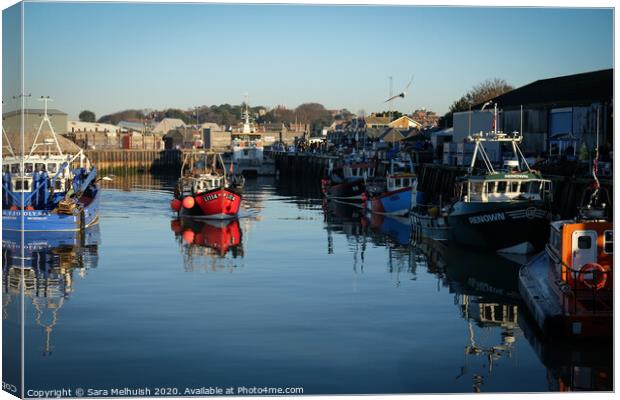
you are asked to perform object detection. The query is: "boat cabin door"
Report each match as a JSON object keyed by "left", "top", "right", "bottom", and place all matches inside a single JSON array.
[{"left": 571, "top": 230, "right": 598, "bottom": 269}]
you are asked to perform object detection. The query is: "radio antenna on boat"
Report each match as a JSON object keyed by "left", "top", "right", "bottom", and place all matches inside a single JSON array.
[{"left": 29, "top": 96, "right": 63, "bottom": 157}]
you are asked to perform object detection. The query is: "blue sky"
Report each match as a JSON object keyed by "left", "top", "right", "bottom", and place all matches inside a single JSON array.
[{"left": 3, "top": 2, "right": 614, "bottom": 119}]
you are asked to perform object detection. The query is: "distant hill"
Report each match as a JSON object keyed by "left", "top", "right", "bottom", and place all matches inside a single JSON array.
[{"left": 98, "top": 109, "right": 146, "bottom": 125}]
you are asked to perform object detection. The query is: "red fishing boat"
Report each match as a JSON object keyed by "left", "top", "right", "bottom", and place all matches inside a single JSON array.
[{"left": 171, "top": 150, "right": 242, "bottom": 219}]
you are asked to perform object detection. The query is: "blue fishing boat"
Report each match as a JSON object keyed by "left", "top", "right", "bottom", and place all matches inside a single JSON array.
[
  {"left": 364, "top": 157, "right": 416, "bottom": 216},
  {"left": 2, "top": 99, "right": 102, "bottom": 232}
]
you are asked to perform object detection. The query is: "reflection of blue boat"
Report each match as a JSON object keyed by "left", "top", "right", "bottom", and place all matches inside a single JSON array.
[
  {"left": 2, "top": 226, "right": 100, "bottom": 358},
  {"left": 2, "top": 226, "right": 101, "bottom": 255},
  {"left": 2, "top": 101, "right": 100, "bottom": 232},
  {"left": 368, "top": 214, "right": 411, "bottom": 246}
]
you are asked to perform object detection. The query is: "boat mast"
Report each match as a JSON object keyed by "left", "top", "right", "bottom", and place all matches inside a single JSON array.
[{"left": 29, "top": 96, "right": 64, "bottom": 157}]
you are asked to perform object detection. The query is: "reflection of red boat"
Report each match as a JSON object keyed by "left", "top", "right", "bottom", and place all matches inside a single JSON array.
[
  {"left": 171, "top": 218, "right": 243, "bottom": 257},
  {"left": 171, "top": 150, "right": 242, "bottom": 219}
]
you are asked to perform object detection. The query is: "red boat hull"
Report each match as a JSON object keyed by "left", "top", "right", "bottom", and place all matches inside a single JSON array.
[{"left": 192, "top": 188, "right": 242, "bottom": 219}]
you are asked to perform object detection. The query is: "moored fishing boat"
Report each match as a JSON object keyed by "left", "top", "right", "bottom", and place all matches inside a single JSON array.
[
  {"left": 444, "top": 103, "right": 552, "bottom": 253},
  {"left": 363, "top": 158, "right": 416, "bottom": 216},
  {"left": 170, "top": 150, "right": 242, "bottom": 219},
  {"left": 321, "top": 158, "right": 376, "bottom": 202},
  {"left": 2, "top": 99, "right": 101, "bottom": 232},
  {"left": 518, "top": 186, "right": 612, "bottom": 338}
]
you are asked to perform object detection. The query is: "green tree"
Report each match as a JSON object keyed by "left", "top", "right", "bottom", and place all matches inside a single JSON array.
[
  {"left": 79, "top": 110, "right": 96, "bottom": 122},
  {"left": 441, "top": 78, "right": 513, "bottom": 127},
  {"left": 164, "top": 108, "right": 192, "bottom": 124}
]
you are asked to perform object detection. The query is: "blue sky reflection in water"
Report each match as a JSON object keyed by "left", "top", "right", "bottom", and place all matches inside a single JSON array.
[{"left": 3, "top": 177, "right": 612, "bottom": 394}]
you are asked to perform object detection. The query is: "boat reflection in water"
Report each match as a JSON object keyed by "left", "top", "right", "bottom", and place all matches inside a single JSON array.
[
  {"left": 2, "top": 227, "right": 100, "bottom": 356},
  {"left": 170, "top": 218, "right": 244, "bottom": 272},
  {"left": 519, "top": 312, "right": 612, "bottom": 391},
  {"left": 323, "top": 200, "right": 419, "bottom": 284},
  {"left": 417, "top": 240, "right": 522, "bottom": 392},
  {"left": 417, "top": 238, "right": 612, "bottom": 392}
]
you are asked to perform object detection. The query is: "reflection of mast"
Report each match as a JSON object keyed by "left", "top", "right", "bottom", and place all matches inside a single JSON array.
[
  {"left": 32, "top": 296, "right": 64, "bottom": 356},
  {"left": 459, "top": 294, "right": 517, "bottom": 392}
]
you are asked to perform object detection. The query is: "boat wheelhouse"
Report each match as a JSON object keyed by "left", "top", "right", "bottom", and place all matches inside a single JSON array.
[{"left": 2, "top": 99, "right": 100, "bottom": 232}]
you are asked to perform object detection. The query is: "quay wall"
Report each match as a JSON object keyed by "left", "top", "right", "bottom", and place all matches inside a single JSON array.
[{"left": 85, "top": 149, "right": 182, "bottom": 175}]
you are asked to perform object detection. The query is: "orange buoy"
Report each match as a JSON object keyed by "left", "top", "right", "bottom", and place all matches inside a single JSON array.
[
  {"left": 26, "top": 205, "right": 35, "bottom": 210},
  {"left": 182, "top": 229, "right": 195, "bottom": 244},
  {"left": 170, "top": 198, "right": 182, "bottom": 211},
  {"left": 579, "top": 263, "right": 608, "bottom": 290},
  {"left": 9, "top": 205, "right": 18, "bottom": 211},
  {"left": 182, "top": 196, "right": 195, "bottom": 209}
]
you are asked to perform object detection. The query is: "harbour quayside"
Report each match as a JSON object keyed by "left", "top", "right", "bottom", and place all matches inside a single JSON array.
[
  {"left": 2, "top": 98, "right": 103, "bottom": 232},
  {"left": 413, "top": 102, "right": 553, "bottom": 254}
]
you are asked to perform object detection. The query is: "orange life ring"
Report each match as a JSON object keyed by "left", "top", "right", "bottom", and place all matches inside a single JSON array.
[{"left": 578, "top": 263, "right": 607, "bottom": 290}]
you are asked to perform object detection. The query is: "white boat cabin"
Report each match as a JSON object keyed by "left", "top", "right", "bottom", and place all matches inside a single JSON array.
[
  {"left": 343, "top": 164, "right": 375, "bottom": 181},
  {"left": 386, "top": 173, "right": 416, "bottom": 192},
  {"left": 458, "top": 174, "right": 552, "bottom": 203},
  {"left": 3, "top": 155, "right": 76, "bottom": 193}
]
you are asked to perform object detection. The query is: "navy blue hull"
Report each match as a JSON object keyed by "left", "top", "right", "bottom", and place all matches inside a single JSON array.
[{"left": 447, "top": 200, "right": 551, "bottom": 251}]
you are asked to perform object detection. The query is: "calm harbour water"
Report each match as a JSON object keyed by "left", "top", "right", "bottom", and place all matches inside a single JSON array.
[{"left": 2, "top": 175, "right": 612, "bottom": 395}]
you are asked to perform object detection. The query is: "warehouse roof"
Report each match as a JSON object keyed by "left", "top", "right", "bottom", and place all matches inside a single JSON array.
[{"left": 478, "top": 69, "right": 613, "bottom": 109}]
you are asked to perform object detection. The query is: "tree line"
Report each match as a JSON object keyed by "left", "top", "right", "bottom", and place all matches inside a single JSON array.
[{"left": 84, "top": 78, "right": 515, "bottom": 132}]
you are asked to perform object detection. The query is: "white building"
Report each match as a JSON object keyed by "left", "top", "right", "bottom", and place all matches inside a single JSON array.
[{"left": 67, "top": 120, "right": 120, "bottom": 136}]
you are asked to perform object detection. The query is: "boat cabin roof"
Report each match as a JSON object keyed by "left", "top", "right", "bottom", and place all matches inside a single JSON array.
[{"left": 463, "top": 172, "right": 545, "bottom": 181}]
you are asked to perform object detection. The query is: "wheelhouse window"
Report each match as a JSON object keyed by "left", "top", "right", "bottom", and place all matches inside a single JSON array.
[
  {"left": 35, "top": 163, "right": 46, "bottom": 172},
  {"left": 497, "top": 181, "right": 507, "bottom": 193},
  {"left": 24, "top": 163, "right": 34, "bottom": 173},
  {"left": 15, "top": 179, "right": 29, "bottom": 191},
  {"left": 577, "top": 235, "right": 592, "bottom": 250},
  {"left": 486, "top": 181, "right": 496, "bottom": 194},
  {"left": 48, "top": 163, "right": 58, "bottom": 173},
  {"left": 11, "top": 164, "right": 19, "bottom": 173},
  {"left": 469, "top": 181, "right": 483, "bottom": 200},
  {"left": 604, "top": 230, "right": 613, "bottom": 254},
  {"left": 2, "top": 164, "right": 8, "bottom": 173},
  {"left": 510, "top": 182, "right": 519, "bottom": 192}
]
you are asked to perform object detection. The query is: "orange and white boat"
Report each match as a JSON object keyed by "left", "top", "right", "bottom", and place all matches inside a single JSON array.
[{"left": 519, "top": 196, "right": 613, "bottom": 338}]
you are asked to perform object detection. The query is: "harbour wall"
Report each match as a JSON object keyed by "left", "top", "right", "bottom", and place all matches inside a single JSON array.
[{"left": 85, "top": 149, "right": 182, "bottom": 175}]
